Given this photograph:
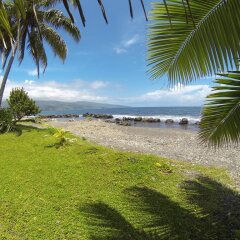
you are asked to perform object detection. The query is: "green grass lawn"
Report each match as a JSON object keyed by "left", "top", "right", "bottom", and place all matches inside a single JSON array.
[{"left": 0, "top": 126, "right": 239, "bottom": 239}]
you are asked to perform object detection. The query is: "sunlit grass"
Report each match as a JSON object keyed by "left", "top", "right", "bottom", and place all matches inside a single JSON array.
[{"left": 0, "top": 126, "right": 239, "bottom": 239}]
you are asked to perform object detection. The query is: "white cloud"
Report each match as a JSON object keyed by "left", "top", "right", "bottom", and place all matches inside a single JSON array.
[
  {"left": 3, "top": 78, "right": 109, "bottom": 102},
  {"left": 24, "top": 80, "right": 35, "bottom": 85},
  {"left": 90, "top": 81, "right": 109, "bottom": 90},
  {"left": 123, "top": 84, "right": 212, "bottom": 106},
  {"left": 114, "top": 34, "right": 140, "bottom": 54},
  {"left": 27, "top": 69, "right": 38, "bottom": 77},
  {"left": 2, "top": 76, "right": 211, "bottom": 106},
  {"left": 113, "top": 47, "right": 127, "bottom": 54},
  {"left": 123, "top": 35, "right": 140, "bottom": 47}
]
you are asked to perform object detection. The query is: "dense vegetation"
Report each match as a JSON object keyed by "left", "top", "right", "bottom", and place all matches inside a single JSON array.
[{"left": 0, "top": 126, "right": 239, "bottom": 239}]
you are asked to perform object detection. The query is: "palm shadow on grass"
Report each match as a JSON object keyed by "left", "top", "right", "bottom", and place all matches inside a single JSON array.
[
  {"left": 11, "top": 124, "right": 44, "bottom": 136},
  {"left": 80, "top": 176, "right": 240, "bottom": 240}
]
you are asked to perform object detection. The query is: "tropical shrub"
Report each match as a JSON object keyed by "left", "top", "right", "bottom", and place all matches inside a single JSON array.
[
  {"left": 7, "top": 88, "right": 41, "bottom": 122},
  {"left": 46, "top": 125, "right": 74, "bottom": 149},
  {"left": 0, "top": 108, "right": 14, "bottom": 133},
  {"left": 53, "top": 128, "right": 70, "bottom": 148}
]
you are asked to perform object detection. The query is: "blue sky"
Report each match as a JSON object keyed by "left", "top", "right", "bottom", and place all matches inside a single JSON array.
[{"left": 3, "top": 0, "right": 214, "bottom": 106}]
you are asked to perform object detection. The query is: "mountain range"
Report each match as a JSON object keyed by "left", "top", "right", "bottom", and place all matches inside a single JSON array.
[{"left": 3, "top": 100, "right": 128, "bottom": 112}]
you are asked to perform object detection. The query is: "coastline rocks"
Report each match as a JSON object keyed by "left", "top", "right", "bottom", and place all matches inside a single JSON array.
[
  {"left": 179, "top": 118, "right": 189, "bottom": 125},
  {"left": 142, "top": 118, "right": 160, "bottom": 123},
  {"left": 123, "top": 117, "right": 134, "bottom": 121},
  {"left": 120, "top": 121, "right": 131, "bottom": 126},
  {"left": 165, "top": 119, "right": 174, "bottom": 124},
  {"left": 105, "top": 119, "right": 115, "bottom": 123},
  {"left": 39, "top": 114, "right": 80, "bottom": 119},
  {"left": 122, "top": 117, "right": 160, "bottom": 123},
  {"left": 115, "top": 118, "right": 121, "bottom": 123},
  {"left": 134, "top": 117, "right": 143, "bottom": 122},
  {"left": 83, "top": 113, "right": 113, "bottom": 119},
  {"left": 116, "top": 120, "right": 131, "bottom": 126}
]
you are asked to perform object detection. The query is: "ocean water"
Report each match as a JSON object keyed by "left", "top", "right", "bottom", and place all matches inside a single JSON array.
[{"left": 41, "top": 107, "right": 202, "bottom": 131}]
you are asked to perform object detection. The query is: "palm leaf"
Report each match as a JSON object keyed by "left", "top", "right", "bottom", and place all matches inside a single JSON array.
[
  {"left": 128, "top": 0, "right": 133, "bottom": 19},
  {"left": 17, "top": 25, "right": 27, "bottom": 63},
  {"left": 0, "top": 2, "right": 12, "bottom": 38},
  {"left": 140, "top": 0, "right": 148, "bottom": 21},
  {"left": 148, "top": 0, "right": 240, "bottom": 85},
  {"left": 43, "top": 9, "right": 80, "bottom": 42},
  {"left": 73, "top": 0, "right": 86, "bottom": 27},
  {"left": 58, "top": 0, "right": 147, "bottom": 24},
  {"left": 62, "top": 0, "right": 75, "bottom": 23},
  {"left": 97, "top": 0, "right": 108, "bottom": 24},
  {"left": 199, "top": 71, "right": 240, "bottom": 147},
  {"left": 40, "top": 24, "right": 67, "bottom": 61}
]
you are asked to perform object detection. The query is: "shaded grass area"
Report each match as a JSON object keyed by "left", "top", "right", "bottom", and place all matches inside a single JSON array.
[{"left": 0, "top": 126, "right": 239, "bottom": 239}]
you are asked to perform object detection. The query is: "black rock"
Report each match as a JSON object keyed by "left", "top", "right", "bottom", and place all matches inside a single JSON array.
[
  {"left": 165, "top": 119, "right": 174, "bottom": 124},
  {"left": 179, "top": 118, "right": 189, "bottom": 125},
  {"left": 142, "top": 118, "right": 161, "bottom": 123},
  {"left": 83, "top": 113, "right": 113, "bottom": 119},
  {"left": 134, "top": 117, "right": 143, "bottom": 122}
]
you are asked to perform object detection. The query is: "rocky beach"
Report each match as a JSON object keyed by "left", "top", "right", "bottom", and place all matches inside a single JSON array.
[{"left": 48, "top": 119, "right": 240, "bottom": 182}]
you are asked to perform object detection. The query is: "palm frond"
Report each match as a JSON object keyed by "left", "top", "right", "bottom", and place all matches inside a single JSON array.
[
  {"left": 62, "top": 0, "right": 75, "bottom": 23},
  {"left": 43, "top": 9, "right": 80, "bottom": 42},
  {"left": 17, "top": 25, "right": 27, "bottom": 63},
  {"left": 27, "top": 29, "right": 41, "bottom": 76},
  {"left": 0, "top": 1, "right": 12, "bottom": 38},
  {"left": 72, "top": 0, "right": 86, "bottom": 27},
  {"left": 199, "top": 71, "right": 240, "bottom": 147},
  {"left": 40, "top": 24, "right": 67, "bottom": 61},
  {"left": 52, "top": 0, "right": 148, "bottom": 24},
  {"left": 148, "top": 0, "right": 240, "bottom": 85},
  {"left": 97, "top": 0, "right": 108, "bottom": 24},
  {"left": 128, "top": 0, "right": 133, "bottom": 19},
  {"left": 140, "top": 0, "right": 148, "bottom": 21}
]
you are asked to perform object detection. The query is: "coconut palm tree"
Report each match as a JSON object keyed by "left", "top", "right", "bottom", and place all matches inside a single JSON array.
[
  {"left": 147, "top": 0, "right": 240, "bottom": 146},
  {"left": 0, "top": 0, "right": 149, "bottom": 107},
  {"left": 0, "top": 0, "right": 80, "bottom": 107}
]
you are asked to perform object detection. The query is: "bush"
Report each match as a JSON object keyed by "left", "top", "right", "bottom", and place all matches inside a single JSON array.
[
  {"left": 155, "top": 162, "right": 173, "bottom": 173},
  {"left": 0, "top": 108, "right": 14, "bottom": 133},
  {"left": 7, "top": 88, "right": 41, "bottom": 122},
  {"left": 45, "top": 125, "right": 72, "bottom": 149}
]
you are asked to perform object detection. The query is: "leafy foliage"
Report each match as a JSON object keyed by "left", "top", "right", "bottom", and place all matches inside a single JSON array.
[
  {"left": 46, "top": 125, "right": 73, "bottom": 148},
  {"left": 16, "top": 0, "right": 80, "bottom": 75},
  {"left": 199, "top": 71, "right": 240, "bottom": 147},
  {"left": 148, "top": 0, "right": 240, "bottom": 84},
  {"left": 0, "top": 108, "right": 14, "bottom": 133},
  {"left": 0, "top": 0, "right": 82, "bottom": 106},
  {"left": 53, "top": 128, "right": 71, "bottom": 148},
  {"left": 7, "top": 88, "right": 41, "bottom": 122}
]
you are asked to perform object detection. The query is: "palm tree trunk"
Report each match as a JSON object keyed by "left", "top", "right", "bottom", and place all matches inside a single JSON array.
[{"left": 0, "top": 44, "right": 17, "bottom": 107}]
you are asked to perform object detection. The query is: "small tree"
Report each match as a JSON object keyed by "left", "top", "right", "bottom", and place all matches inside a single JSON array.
[
  {"left": 0, "top": 108, "right": 14, "bottom": 133},
  {"left": 7, "top": 88, "right": 41, "bottom": 122}
]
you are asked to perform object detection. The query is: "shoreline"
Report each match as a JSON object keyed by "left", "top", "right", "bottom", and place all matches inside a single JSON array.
[
  {"left": 39, "top": 113, "right": 200, "bottom": 131},
  {"left": 48, "top": 119, "right": 240, "bottom": 183}
]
